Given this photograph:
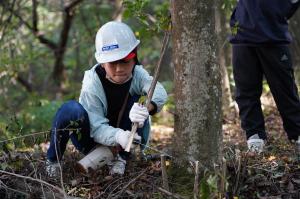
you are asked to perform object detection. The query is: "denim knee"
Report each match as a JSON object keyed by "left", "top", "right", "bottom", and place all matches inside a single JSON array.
[
  {"left": 47, "top": 100, "right": 92, "bottom": 161},
  {"left": 53, "top": 100, "right": 89, "bottom": 128},
  {"left": 60, "top": 100, "right": 87, "bottom": 118}
]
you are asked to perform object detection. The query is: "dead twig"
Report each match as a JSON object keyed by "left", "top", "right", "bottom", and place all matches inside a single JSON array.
[
  {"left": 0, "top": 170, "right": 67, "bottom": 198},
  {"left": 94, "top": 175, "right": 126, "bottom": 199},
  {"left": 0, "top": 128, "right": 78, "bottom": 144},
  {"left": 233, "top": 152, "right": 241, "bottom": 195},
  {"left": 125, "top": 27, "right": 171, "bottom": 152},
  {"left": 156, "top": 186, "right": 186, "bottom": 199},
  {"left": 111, "top": 169, "right": 147, "bottom": 199},
  {"left": 53, "top": 127, "right": 66, "bottom": 195},
  {"left": 39, "top": 173, "right": 47, "bottom": 199},
  {"left": 193, "top": 160, "right": 199, "bottom": 199},
  {"left": 220, "top": 157, "right": 227, "bottom": 198},
  {"left": 161, "top": 155, "right": 170, "bottom": 191},
  {"left": 0, "top": 180, "right": 30, "bottom": 197}
]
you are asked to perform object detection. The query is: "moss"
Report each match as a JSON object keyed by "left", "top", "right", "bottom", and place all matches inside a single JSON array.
[{"left": 167, "top": 164, "right": 194, "bottom": 197}]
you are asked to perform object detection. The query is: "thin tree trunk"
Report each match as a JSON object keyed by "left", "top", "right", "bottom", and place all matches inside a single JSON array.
[
  {"left": 112, "top": 0, "right": 123, "bottom": 21},
  {"left": 215, "top": 3, "right": 232, "bottom": 114},
  {"left": 290, "top": 10, "right": 300, "bottom": 86}
]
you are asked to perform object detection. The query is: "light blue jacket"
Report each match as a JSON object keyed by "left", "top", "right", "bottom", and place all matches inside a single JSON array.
[{"left": 79, "top": 64, "right": 167, "bottom": 146}]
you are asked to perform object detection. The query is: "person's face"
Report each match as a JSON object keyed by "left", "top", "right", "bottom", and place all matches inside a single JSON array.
[{"left": 102, "top": 58, "right": 135, "bottom": 84}]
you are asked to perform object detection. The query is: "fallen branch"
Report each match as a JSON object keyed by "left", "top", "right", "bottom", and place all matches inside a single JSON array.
[
  {"left": 0, "top": 170, "right": 67, "bottom": 198},
  {"left": 156, "top": 187, "right": 186, "bottom": 199}
]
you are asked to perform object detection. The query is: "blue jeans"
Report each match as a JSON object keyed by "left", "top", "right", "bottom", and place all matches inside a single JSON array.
[{"left": 47, "top": 98, "right": 150, "bottom": 162}]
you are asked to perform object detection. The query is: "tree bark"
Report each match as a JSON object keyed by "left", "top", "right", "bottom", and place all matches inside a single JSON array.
[
  {"left": 171, "top": 0, "right": 222, "bottom": 170},
  {"left": 290, "top": 10, "right": 300, "bottom": 85},
  {"left": 112, "top": 0, "right": 124, "bottom": 21},
  {"left": 52, "top": 0, "right": 84, "bottom": 86},
  {"left": 290, "top": 10, "right": 300, "bottom": 66},
  {"left": 215, "top": 4, "right": 233, "bottom": 114}
]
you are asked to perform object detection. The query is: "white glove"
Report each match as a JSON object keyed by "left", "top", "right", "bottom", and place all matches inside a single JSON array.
[
  {"left": 129, "top": 103, "right": 149, "bottom": 128},
  {"left": 115, "top": 130, "right": 141, "bottom": 149}
]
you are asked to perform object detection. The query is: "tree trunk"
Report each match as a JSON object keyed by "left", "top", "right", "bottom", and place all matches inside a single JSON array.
[
  {"left": 52, "top": 9, "right": 75, "bottom": 87},
  {"left": 215, "top": 3, "right": 233, "bottom": 114},
  {"left": 112, "top": 0, "right": 124, "bottom": 21},
  {"left": 171, "top": 0, "right": 222, "bottom": 171},
  {"left": 290, "top": 10, "right": 300, "bottom": 86}
]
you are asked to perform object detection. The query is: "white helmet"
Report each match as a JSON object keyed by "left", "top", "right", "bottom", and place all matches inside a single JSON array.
[{"left": 94, "top": 21, "right": 140, "bottom": 64}]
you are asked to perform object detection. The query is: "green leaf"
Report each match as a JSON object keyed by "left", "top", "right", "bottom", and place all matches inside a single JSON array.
[
  {"left": 200, "top": 177, "right": 210, "bottom": 199},
  {"left": 207, "top": 175, "right": 218, "bottom": 190},
  {"left": 0, "top": 162, "right": 8, "bottom": 170},
  {"left": 77, "top": 130, "right": 82, "bottom": 141}
]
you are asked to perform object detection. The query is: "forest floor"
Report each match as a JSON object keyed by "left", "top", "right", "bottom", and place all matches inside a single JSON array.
[{"left": 0, "top": 93, "right": 300, "bottom": 199}]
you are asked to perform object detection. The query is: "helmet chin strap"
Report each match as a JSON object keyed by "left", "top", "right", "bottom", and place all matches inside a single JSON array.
[{"left": 105, "top": 74, "right": 132, "bottom": 84}]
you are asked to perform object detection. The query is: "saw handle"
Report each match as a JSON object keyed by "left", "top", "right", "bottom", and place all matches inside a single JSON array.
[
  {"left": 125, "top": 122, "right": 138, "bottom": 152},
  {"left": 125, "top": 101, "right": 151, "bottom": 152}
]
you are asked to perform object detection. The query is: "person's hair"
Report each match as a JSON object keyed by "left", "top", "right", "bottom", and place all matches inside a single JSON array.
[{"left": 133, "top": 48, "right": 140, "bottom": 65}]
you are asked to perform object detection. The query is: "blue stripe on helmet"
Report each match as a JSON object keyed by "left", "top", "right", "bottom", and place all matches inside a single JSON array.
[{"left": 102, "top": 44, "right": 119, "bottom": 51}]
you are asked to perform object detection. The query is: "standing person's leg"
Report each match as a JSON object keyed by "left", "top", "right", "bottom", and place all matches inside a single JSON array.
[
  {"left": 257, "top": 46, "right": 300, "bottom": 141},
  {"left": 232, "top": 46, "right": 267, "bottom": 140},
  {"left": 47, "top": 100, "right": 96, "bottom": 163}
]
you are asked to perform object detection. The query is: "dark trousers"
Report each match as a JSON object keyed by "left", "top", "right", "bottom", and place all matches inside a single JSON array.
[
  {"left": 232, "top": 46, "right": 300, "bottom": 141},
  {"left": 47, "top": 98, "right": 150, "bottom": 162}
]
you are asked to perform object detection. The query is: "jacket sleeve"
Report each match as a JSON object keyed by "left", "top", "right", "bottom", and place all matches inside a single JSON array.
[
  {"left": 79, "top": 80, "right": 120, "bottom": 146},
  {"left": 132, "top": 66, "right": 168, "bottom": 113}
]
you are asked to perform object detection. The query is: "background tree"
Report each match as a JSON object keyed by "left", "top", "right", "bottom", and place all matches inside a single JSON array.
[
  {"left": 1, "top": 0, "right": 84, "bottom": 92},
  {"left": 290, "top": 10, "right": 300, "bottom": 85},
  {"left": 216, "top": 1, "right": 233, "bottom": 115},
  {"left": 171, "top": 0, "right": 222, "bottom": 172}
]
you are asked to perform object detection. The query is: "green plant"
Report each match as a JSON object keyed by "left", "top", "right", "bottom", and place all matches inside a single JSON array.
[
  {"left": 123, "top": 0, "right": 171, "bottom": 34},
  {"left": 0, "top": 99, "right": 62, "bottom": 149}
]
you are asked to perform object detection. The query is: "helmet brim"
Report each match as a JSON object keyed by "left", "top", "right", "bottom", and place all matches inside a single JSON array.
[{"left": 95, "top": 40, "right": 140, "bottom": 64}]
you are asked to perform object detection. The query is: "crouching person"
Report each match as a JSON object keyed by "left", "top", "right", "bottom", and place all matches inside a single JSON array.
[{"left": 46, "top": 21, "right": 167, "bottom": 177}]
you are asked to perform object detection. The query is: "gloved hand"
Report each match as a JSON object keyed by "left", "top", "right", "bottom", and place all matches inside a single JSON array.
[
  {"left": 129, "top": 103, "right": 149, "bottom": 128},
  {"left": 115, "top": 130, "right": 141, "bottom": 149}
]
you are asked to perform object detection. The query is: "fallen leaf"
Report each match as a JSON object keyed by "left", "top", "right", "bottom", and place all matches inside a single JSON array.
[{"left": 268, "top": 156, "right": 276, "bottom": 161}]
